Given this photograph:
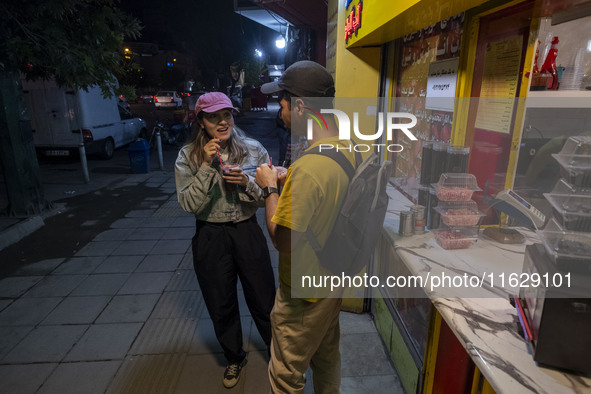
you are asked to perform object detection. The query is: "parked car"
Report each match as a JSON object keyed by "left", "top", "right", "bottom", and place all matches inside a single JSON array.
[
  {"left": 154, "top": 90, "right": 182, "bottom": 108},
  {"left": 118, "top": 96, "right": 130, "bottom": 111},
  {"left": 139, "top": 93, "right": 155, "bottom": 104},
  {"left": 22, "top": 79, "right": 147, "bottom": 159}
]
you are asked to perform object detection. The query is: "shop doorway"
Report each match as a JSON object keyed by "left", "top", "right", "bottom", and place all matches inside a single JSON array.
[{"left": 465, "top": 1, "right": 534, "bottom": 222}]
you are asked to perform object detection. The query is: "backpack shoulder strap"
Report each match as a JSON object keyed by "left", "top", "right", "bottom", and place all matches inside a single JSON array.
[
  {"left": 303, "top": 143, "right": 357, "bottom": 180},
  {"left": 302, "top": 142, "right": 358, "bottom": 253}
]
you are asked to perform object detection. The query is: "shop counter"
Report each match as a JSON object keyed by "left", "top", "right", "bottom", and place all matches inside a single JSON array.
[{"left": 378, "top": 186, "right": 591, "bottom": 393}]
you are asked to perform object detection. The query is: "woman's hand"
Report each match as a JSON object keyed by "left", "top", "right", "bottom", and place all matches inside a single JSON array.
[
  {"left": 203, "top": 139, "right": 221, "bottom": 165},
  {"left": 222, "top": 165, "right": 249, "bottom": 186},
  {"left": 275, "top": 166, "right": 288, "bottom": 187}
]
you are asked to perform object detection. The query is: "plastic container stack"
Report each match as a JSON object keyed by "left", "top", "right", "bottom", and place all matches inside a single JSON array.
[
  {"left": 540, "top": 136, "right": 591, "bottom": 274},
  {"left": 430, "top": 173, "right": 483, "bottom": 250},
  {"left": 419, "top": 142, "right": 471, "bottom": 231}
]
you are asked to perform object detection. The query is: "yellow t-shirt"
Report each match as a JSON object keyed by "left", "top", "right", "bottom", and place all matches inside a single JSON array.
[{"left": 272, "top": 137, "right": 356, "bottom": 298}]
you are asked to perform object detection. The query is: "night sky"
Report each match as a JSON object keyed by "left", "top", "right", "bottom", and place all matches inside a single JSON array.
[{"left": 120, "top": 0, "right": 278, "bottom": 68}]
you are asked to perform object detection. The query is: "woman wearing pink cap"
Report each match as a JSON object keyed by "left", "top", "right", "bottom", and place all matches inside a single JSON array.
[{"left": 175, "top": 92, "right": 275, "bottom": 388}]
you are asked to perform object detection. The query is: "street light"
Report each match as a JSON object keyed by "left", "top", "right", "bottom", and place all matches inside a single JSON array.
[
  {"left": 275, "top": 36, "right": 286, "bottom": 49},
  {"left": 255, "top": 49, "right": 263, "bottom": 57}
]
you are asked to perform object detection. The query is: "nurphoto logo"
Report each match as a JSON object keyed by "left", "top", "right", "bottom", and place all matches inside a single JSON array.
[{"left": 305, "top": 108, "right": 418, "bottom": 153}]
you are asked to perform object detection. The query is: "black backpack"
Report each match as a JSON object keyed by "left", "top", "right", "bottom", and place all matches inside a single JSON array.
[{"left": 303, "top": 146, "right": 392, "bottom": 276}]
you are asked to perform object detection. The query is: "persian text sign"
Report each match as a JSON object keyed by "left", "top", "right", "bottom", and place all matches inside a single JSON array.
[{"left": 345, "top": 1, "right": 362, "bottom": 43}]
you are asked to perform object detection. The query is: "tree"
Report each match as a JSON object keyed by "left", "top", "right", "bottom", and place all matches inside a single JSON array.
[{"left": 0, "top": 0, "right": 141, "bottom": 216}]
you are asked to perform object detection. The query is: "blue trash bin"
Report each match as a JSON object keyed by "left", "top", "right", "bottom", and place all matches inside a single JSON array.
[{"left": 128, "top": 138, "right": 150, "bottom": 173}]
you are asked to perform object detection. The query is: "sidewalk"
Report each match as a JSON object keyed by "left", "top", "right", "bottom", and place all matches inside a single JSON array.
[{"left": 0, "top": 107, "right": 404, "bottom": 393}]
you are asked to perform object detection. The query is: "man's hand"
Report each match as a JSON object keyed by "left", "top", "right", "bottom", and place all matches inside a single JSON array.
[{"left": 255, "top": 164, "right": 278, "bottom": 189}]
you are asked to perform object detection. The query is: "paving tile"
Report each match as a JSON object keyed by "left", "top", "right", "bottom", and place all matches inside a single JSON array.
[
  {"left": 11, "top": 258, "right": 65, "bottom": 276},
  {"left": 340, "top": 311, "right": 378, "bottom": 334},
  {"left": 242, "top": 350, "right": 272, "bottom": 394},
  {"left": 0, "top": 276, "right": 43, "bottom": 298},
  {"left": 0, "top": 299, "right": 11, "bottom": 313},
  {"left": 178, "top": 252, "right": 193, "bottom": 269},
  {"left": 171, "top": 217, "right": 196, "bottom": 227},
  {"left": 165, "top": 270, "right": 199, "bottom": 292},
  {"left": 197, "top": 289, "right": 249, "bottom": 318},
  {"left": 96, "top": 294, "right": 161, "bottom": 323},
  {"left": 2, "top": 325, "right": 87, "bottom": 363},
  {"left": 0, "top": 297, "right": 62, "bottom": 326},
  {"left": 173, "top": 353, "right": 226, "bottom": 394},
  {"left": 41, "top": 296, "right": 111, "bottom": 325},
  {"left": 64, "top": 323, "right": 143, "bottom": 361},
  {"left": 0, "top": 326, "right": 33, "bottom": 359},
  {"left": 243, "top": 316, "right": 267, "bottom": 352},
  {"left": 150, "top": 239, "right": 192, "bottom": 255},
  {"left": 341, "top": 374, "right": 405, "bottom": 394},
  {"left": 160, "top": 227, "right": 194, "bottom": 240},
  {"left": 142, "top": 217, "right": 178, "bottom": 228},
  {"left": 136, "top": 254, "right": 183, "bottom": 272},
  {"left": 71, "top": 274, "right": 130, "bottom": 296},
  {"left": 111, "top": 240, "right": 157, "bottom": 256},
  {"left": 125, "top": 227, "right": 166, "bottom": 240},
  {"left": 129, "top": 318, "right": 197, "bottom": 355},
  {"left": 93, "top": 255, "right": 144, "bottom": 274},
  {"left": 75, "top": 241, "right": 122, "bottom": 257},
  {"left": 150, "top": 291, "right": 204, "bottom": 319},
  {"left": 110, "top": 217, "right": 148, "bottom": 229},
  {"left": 51, "top": 256, "right": 106, "bottom": 275},
  {"left": 107, "top": 353, "right": 186, "bottom": 394},
  {"left": 189, "top": 318, "right": 224, "bottom": 355},
  {"left": 92, "top": 228, "right": 133, "bottom": 242},
  {"left": 37, "top": 360, "right": 122, "bottom": 394},
  {"left": 118, "top": 272, "right": 173, "bottom": 295},
  {"left": 340, "top": 332, "right": 396, "bottom": 377},
  {"left": 237, "top": 290, "right": 251, "bottom": 316},
  {"left": 125, "top": 209, "right": 157, "bottom": 218},
  {"left": 23, "top": 275, "right": 86, "bottom": 297},
  {"left": 145, "top": 195, "right": 169, "bottom": 201},
  {"left": 0, "top": 363, "right": 57, "bottom": 393}
]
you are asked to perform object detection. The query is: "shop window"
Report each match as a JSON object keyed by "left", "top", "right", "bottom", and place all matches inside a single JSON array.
[
  {"left": 390, "top": 13, "right": 465, "bottom": 200},
  {"left": 514, "top": 15, "right": 591, "bottom": 222}
]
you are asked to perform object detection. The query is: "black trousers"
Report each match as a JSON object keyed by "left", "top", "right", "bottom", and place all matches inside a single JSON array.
[{"left": 192, "top": 215, "right": 275, "bottom": 364}]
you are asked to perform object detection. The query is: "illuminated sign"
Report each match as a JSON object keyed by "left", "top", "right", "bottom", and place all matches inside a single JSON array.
[{"left": 345, "top": 0, "right": 362, "bottom": 43}]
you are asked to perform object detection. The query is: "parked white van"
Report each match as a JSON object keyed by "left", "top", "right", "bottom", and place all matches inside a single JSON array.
[{"left": 22, "top": 79, "right": 147, "bottom": 159}]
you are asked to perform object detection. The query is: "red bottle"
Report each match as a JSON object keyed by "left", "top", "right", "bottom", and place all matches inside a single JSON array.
[{"left": 540, "top": 36, "right": 559, "bottom": 90}]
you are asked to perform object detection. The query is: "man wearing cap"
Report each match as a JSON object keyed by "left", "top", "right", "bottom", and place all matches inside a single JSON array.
[{"left": 255, "top": 61, "right": 355, "bottom": 393}]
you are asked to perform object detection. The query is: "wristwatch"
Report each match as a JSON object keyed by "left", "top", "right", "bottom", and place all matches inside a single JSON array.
[{"left": 262, "top": 186, "right": 279, "bottom": 199}]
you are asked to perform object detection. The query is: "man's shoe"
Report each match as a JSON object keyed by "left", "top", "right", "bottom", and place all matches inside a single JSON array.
[{"left": 223, "top": 358, "right": 247, "bottom": 388}]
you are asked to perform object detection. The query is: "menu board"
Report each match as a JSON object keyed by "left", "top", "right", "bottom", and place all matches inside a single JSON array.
[{"left": 474, "top": 36, "right": 523, "bottom": 134}]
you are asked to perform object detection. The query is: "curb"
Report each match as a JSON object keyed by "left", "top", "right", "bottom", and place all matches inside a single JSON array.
[{"left": 0, "top": 216, "right": 44, "bottom": 251}]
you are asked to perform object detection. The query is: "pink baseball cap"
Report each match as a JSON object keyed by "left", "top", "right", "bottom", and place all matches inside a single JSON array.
[{"left": 194, "top": 92, "right": 239, "bottom": 115}]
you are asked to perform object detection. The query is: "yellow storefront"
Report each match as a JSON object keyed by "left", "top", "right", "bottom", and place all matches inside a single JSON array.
[{"left": 329, "top": 0, "right": 591, "bottom": 392}]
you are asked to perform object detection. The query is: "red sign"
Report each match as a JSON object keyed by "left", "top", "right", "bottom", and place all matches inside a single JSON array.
[{"left": 345, "top": 1, "right": 362, "bottom": 43}]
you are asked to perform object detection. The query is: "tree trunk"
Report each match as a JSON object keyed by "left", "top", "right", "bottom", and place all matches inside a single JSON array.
[{"left": 0, "top": 71, "right": 50, "bottom": 217}]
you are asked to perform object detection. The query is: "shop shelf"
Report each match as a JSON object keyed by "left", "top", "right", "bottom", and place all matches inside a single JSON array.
[
  {"left": 540, "top": 219, "right": 591, "bottom": 274},
  {"left": 550, "top": 178, "right": 591, "bottom": 195},
  {"left": 558, "top": 136, "right": 591, "bottom": 156},
  {"left": 432, "top": 173, "right": 481, "bottom": 201},
  {"left": 432, "top": 225, "right": 479, "bottom": 250},
  {"left": 543, "top": 193, "right": 591, "bottom": 232},
  {"left": 552, "top": 154, "right": 591, "bottom": 188},
  {"left": 434, "top": 201, "right": 485, "bottom": 227}
]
